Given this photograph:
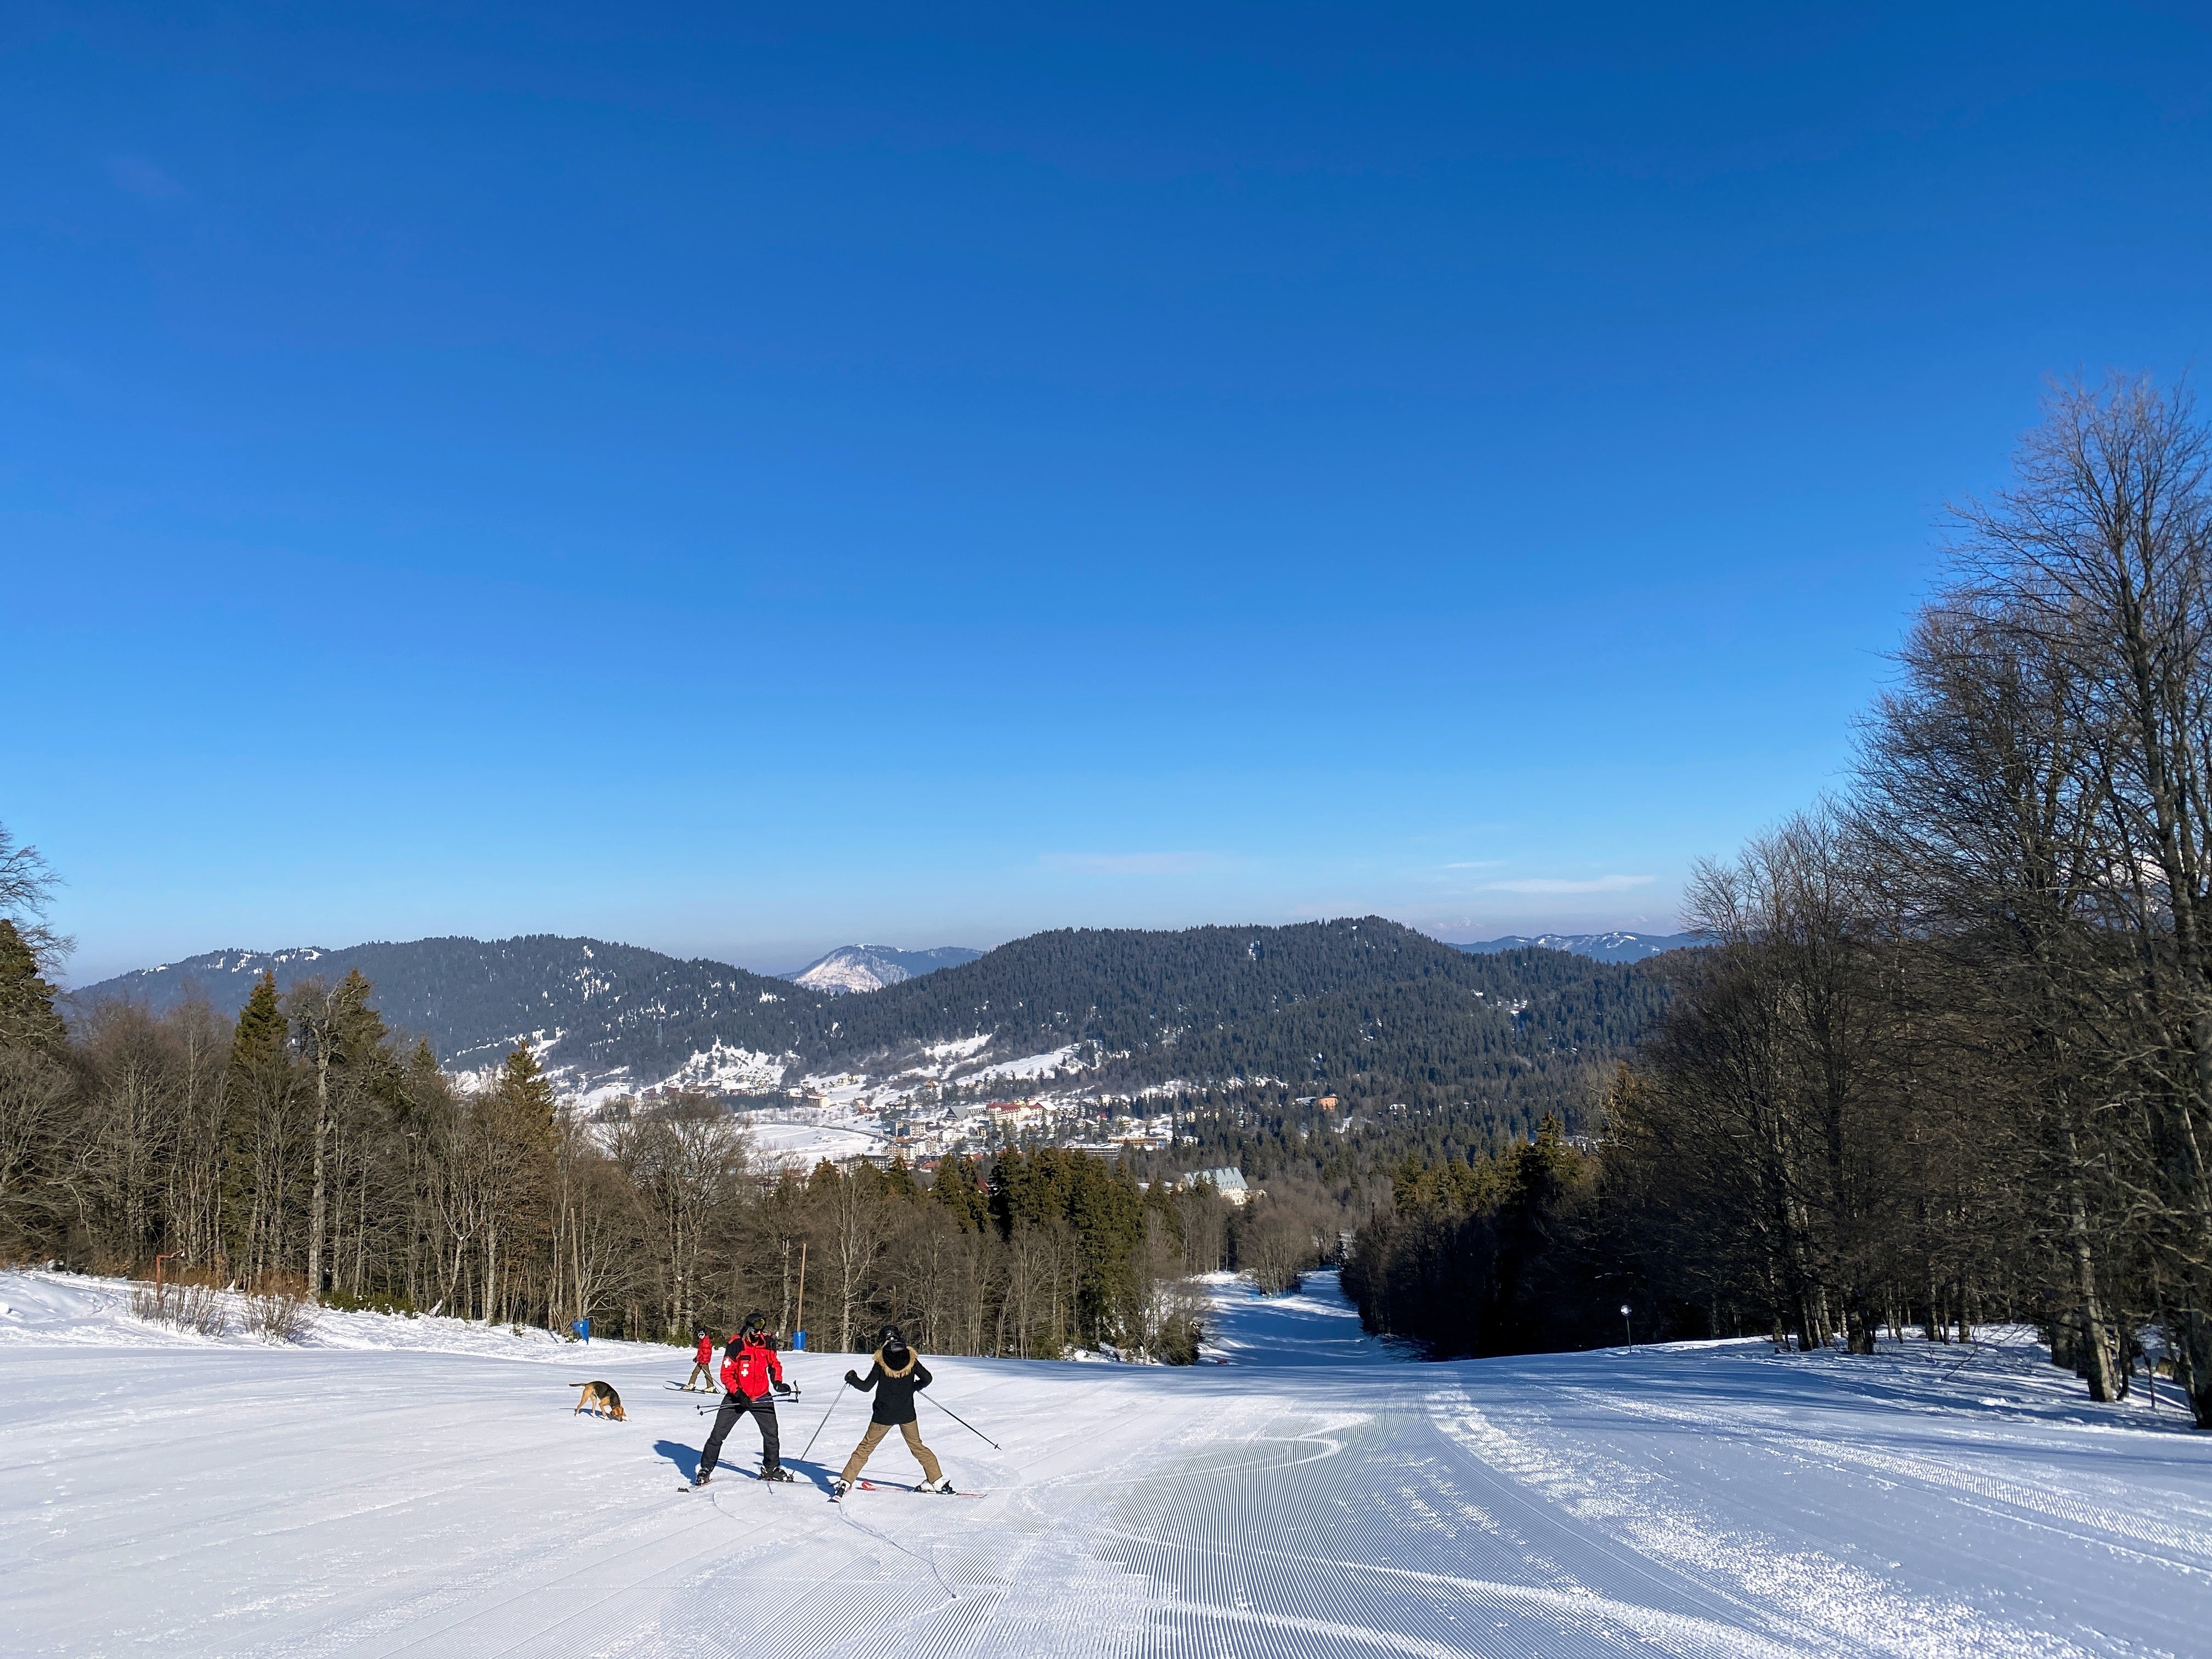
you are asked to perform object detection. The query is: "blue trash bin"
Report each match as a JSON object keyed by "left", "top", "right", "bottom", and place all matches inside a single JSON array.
[{"left": 793, "top": 1329, "right": 806, "bottom": 1350}]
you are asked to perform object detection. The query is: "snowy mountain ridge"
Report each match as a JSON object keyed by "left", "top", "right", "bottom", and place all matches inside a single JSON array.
[
  {"left": 1457, "top": 930, "right": 1703, "bottom": 963},
  {"left": 785, "top": 943, "right": 984, "bottom": 995}
]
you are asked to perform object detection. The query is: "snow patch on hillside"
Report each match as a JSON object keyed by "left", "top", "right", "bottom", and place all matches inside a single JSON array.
[
  {"left": 970, "top": 1044, "right": 1085, "bottom": 1084},
  {"left": 792, "top": 948, "right": 911, "bottom": 995},
  {"left": 926, "top": 1032, "right": 994, "bottom": 1064},
  {"left": 744, "top": 1121, "right": 891, "bottom": 1169},
  {"left": 659, "top": 1040, "right": 788, "bottom": 1095}
]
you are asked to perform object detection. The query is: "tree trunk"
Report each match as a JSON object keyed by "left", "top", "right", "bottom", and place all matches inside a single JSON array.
[
  {"left": 307, "top": 1045, "right": 330, "bottom": 1293},
  {"left": 2061, "top": 1108, "right": 2122, "bottom": 1401}
]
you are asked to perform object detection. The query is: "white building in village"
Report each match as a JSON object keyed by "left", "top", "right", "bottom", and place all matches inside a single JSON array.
[{"left": 1176, "top": 1167, "right": 1257, "bottom": 1205}]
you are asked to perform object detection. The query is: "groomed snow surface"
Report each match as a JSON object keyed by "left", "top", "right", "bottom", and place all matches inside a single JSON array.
[{"left": 5, "top": 1273, "right": 2211, "bottom": 1657}]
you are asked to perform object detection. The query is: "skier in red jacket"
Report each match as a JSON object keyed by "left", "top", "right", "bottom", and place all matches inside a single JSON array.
[
  {"left": 695, "top": 1313, "right": 797, "bottom": 1486},
  {"left": 685, "top": 1328, "right": 716, "bottom": 1391}
]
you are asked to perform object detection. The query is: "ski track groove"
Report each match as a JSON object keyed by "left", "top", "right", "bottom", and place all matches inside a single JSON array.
[{"left": 1559, "top": 1380, "right": 2212, "bottom": 1575}]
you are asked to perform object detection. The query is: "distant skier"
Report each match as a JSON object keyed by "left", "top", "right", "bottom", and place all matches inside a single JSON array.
[
  {"left": 685, "top": 1328, "right": 716, "bottom": 1391},
  {"left": 832, "top": 1323, "right": 951, "bottom": 1497},
  {"left": 695, "top": 1314, "right": 796, "bottom": 1487}
]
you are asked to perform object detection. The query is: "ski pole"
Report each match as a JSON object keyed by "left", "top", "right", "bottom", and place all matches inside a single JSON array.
[
  {"left": 923, "top": 1392, "right": 1000, "bottom": 1451},
  {"left": 799, "top": 1385, "right": 843, "bottom": 1461},
  {"left": 697, "top": 1388, "right": 802, "bottom": 1414}
]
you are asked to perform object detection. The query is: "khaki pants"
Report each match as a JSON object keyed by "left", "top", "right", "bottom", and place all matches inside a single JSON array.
[
  {"left": 840, "top": 1419, "right": 941, "bottom": 1485},
  {"left": 686, "top": 1362, "right": 714, "bottom": 1390}
]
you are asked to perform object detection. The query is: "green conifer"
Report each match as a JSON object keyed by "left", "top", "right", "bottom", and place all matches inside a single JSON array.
[
  {"left": 0, "top": 918, "right": 65, "bottom": 1052},
  {"left": 223, "top": 973, "right": 297, "bottom": 1276},
  {"left": 882, "top": 1156, "right": 921, "bottom": 1200},
  {"left": 229, "top": 972, "right": 289, "bottom": 1085},
  {"left": 495, "top": 1039, "right": 557, "bottom": 1136}
]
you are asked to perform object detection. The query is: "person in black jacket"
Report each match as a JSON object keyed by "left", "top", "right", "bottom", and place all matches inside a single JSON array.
[{"left": 832, "top": 1323, "right": 950, "bottom": 1496}]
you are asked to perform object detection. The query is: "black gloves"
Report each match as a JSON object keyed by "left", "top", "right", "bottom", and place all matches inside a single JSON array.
[
  {"left": 772, "top": 1380, "right": 794, "bottom": 1397},
  {"left": 845, "top": 1369, "right": 863, "bottom": 1387}
]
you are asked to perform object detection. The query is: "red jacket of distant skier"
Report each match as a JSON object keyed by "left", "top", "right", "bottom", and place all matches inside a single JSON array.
[
  {"left": 694, "top": 1334, "right": 715, "bottom": 1365},
  {"left": 723, "top": 1338, "right": 783, "bottom": 1400}
]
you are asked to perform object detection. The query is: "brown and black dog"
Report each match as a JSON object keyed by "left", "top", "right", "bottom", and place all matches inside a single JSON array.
[{"left": 573, "top": 1380, "right": 627, "bottom": 1420}]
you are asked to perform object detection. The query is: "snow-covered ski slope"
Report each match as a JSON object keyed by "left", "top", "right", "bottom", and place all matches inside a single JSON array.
[{"left": 6, "top": 1271, "right": 2211, "bottom": 1657}]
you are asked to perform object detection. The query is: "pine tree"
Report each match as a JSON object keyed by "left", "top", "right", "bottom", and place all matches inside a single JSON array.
[
  {"left": 0, "top": 919, "right": 65, "bottom": 1053},
  {"left": 929, "top": 1154, "right": 990, "bottom": 1231},
  {"left": 224, "top": 973, "right": 297, "bottom": 1280},
  {"left": 230, "top": 973, "right": 288, "bottom": 1081},
  {"left": 495, "top": 1039, "right": 557, "bottom": 1137},
  {"left": 882, "top": 1156, "right": 921, "bottom": 1200}
]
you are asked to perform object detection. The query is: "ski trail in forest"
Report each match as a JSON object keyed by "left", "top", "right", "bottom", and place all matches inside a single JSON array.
[{"left": 8, "top": 1268, "right": 2212, "bottom": 1656}]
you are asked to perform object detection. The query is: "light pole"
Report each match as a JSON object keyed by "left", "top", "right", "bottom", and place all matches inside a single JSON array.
[{"left": 1620, "top": 1302, "right": 1633, "bottom": 1347}]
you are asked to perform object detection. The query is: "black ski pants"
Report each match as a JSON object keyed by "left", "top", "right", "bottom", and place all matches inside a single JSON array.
[{"left": 701, "top": 1393, "right": 780, "bottom": 1476}]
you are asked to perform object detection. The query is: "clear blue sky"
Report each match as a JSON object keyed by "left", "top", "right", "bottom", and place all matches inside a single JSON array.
[{"left": 7, "top": 3, "right": 2209, "bottom": 981}]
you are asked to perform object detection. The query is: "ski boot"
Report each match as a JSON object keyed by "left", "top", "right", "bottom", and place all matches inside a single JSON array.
[
  {"left": 760, "top": 1465, "right": 796, "bottom": 1482},
  {"left": 692, "top": 1470, "right": 713, "bottom": 1488},
  {"left": 829, "top": 1477, "right": 850, "bottom": 1502},
  {"left": 917, "top": 1477, "right": 956, "bottom": 1494}
]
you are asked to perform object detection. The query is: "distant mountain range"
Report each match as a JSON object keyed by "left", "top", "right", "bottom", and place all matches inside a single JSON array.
[
  {"left": 66, "top": 919, "right": 1674, "bottom": 1133},
  {"left": 785, "top": 944, "right": 983, "bottom": 995},
  {"left": 1455, "top": 931, "right": 1703, "bottom": 964},
  {"left": 66, "top": 937, "right": 814, "bottom": 1083}
]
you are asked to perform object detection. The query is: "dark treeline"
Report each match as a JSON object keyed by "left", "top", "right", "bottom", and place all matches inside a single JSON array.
[
  {"left": 1349, "top": 376, "right": 2212, "bottom": 1430},
  {"left": 1342, "top": 1115, "right": 1623, "bottom": 1356},
  {"left": 0, "top": 903, "right": 1333, "bottom": 1358}
]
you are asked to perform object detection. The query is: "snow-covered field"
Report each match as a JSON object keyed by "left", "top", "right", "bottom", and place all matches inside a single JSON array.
[
  {"left": 5, "top": 1271, "right": 2210, "bottom": 1656},
  {"left": 743, "top": 1120, "right": 891, "bottom": 1167}
]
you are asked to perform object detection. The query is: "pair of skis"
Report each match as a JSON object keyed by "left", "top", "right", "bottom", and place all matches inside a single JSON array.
[
  {"left": 683, "top": 1467, "right": 794, "bottom": 1492},
  {"left": 667, "top": 1381, "right": 803, "bottom": 1398},
  {"left": 681, "top": 1473, "right": 981, "bottom": 1498}
]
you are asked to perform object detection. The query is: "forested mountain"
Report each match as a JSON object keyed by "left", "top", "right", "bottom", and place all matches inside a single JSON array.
[
  {"left": 808, "top": 921, "right": 1666, "bottom": 1121},
  {"left": 71, "top": 920, "right": 1669, "bottom": 1126},
  {"left": 66, "top": 938, "right": 819, "bottom": 1077}
]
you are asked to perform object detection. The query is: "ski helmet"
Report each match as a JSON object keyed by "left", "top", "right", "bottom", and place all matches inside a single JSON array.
[{"left": 878, "top": 1322, "right": 905, "bottom": 1349}]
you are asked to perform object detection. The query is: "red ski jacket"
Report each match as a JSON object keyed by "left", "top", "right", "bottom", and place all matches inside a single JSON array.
[
  {"left": 722, "top": 1337, "right": 783, "bottom": 1400},
  {"left": 693, "top": 1335, "right": 715, "bottom": 1365}
]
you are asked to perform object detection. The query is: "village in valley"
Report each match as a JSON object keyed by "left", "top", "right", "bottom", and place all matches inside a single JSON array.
[{"left": 725, "top": 1077, "right": 1303, "bottom": 1200}]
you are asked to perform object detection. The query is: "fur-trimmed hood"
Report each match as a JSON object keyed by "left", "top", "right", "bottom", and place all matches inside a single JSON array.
[{"left": 873, "top": 1345, "right": 918, "bottom": 1379}]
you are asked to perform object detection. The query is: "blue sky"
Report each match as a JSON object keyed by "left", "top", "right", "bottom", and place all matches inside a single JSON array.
[{"left": 7, "top": 3, "right": 2210, "bottom": 981}]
